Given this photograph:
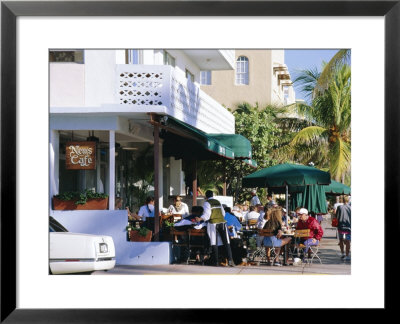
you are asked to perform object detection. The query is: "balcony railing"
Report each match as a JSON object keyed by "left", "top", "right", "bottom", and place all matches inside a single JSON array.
[{"left": 117, "top": 64, "right": 235, "bottom": 134}]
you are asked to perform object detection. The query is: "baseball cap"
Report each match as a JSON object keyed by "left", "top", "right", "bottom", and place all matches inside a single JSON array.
[
  {"left": 298, "top": 208, "right": 308, "bottom": 215},
  {"left": 251, "top": 189, "right": 257, "bottom": 194}
]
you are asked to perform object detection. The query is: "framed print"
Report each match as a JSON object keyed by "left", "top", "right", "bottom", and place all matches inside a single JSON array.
[{"left": 1, "top": 0, "right": 397, "bottom": 321}]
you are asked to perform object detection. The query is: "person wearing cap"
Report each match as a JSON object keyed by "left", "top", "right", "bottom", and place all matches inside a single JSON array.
[
  {"left": 249, "top": 189, "right": 261, "bottom": 207},
  {"left": 295, "top": 207, "right": 324, "bottom": 257},
  {"left": 195, "top": 190, "right": 235, "bottom": 267},
  {"left": 167, "top": 195, "right": 189, "bottom": 217}
]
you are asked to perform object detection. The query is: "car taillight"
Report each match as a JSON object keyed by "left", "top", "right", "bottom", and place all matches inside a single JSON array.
[{"left": 99, "top": 243, "right": 108, "bottom": 253}]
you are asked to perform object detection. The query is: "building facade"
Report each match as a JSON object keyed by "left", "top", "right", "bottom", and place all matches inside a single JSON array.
[
  {"left": 49, "top": 49, "right": 239, "bottom": 265},
  {"left": 200, "top": 49, "right": 296, "bottom": 110}
]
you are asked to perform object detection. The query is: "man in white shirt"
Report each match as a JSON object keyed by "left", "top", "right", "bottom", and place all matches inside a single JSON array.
[
  {"left": 249, "top": 189, "right": 261, "bottom": 206},
  {"left": 138, "top": 196, "right": 155, "bottom": 221},
  {"left": 244, "top": 205, "right": 260, "bottom": 226}
]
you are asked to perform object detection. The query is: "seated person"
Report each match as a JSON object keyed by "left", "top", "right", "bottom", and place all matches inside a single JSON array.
[
  {"left": 262, "top": 207, "right": 292, "bottom": 266},
  {"left": 256, "top": 206, "right": 271, "bottom": 247},
  {"left": 240, "top": 203, "right": 249, "bottom": 221},
  {"left": 115, "top": 197, "right": 141, "bottom": 221},
  {"left": 173, "top": 206, "right": 208, "bottom": 263},
  {"left": 281, "top": 208, "right": 287, "bottom": 224},
  {"left": 174, "top": 206, "right": 206, "bottom": 230},
  {"left": 295, "top": 208, "right": 324, "bottom": 258},
  {"left": 257, "top": 205, "right": 272, "bottom": 229},
  {"left": 223, "top": 206, "right": 242, "bottom": 238},
  {"left": 244, "top": 205, "right": 260, "bottom": 226},
  {"left": 167, "top": 195, "right": 189, "bottom": 217},
  {"left": 138, "top": 197, "right": 154, "bottom": 222},
  {"left": 232, "top": 205, "right": 243, "bottom": 222}
]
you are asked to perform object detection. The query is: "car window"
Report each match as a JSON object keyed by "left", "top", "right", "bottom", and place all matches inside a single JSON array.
[{"left": 49, "top": 217, "right": 68, "bottom": 232}]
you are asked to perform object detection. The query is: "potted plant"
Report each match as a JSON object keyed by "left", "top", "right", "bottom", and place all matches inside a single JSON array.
[
  {"left": 161, "top": 220, "right": 175, "bottom": 241},
  {"left": 127, "top": 226, "right": 152, "bottom": 242},
  {"left": 53, "top": 189, "right": 109, "bottom": 210}
]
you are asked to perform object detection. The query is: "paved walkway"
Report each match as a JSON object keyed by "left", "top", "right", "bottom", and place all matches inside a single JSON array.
[{"left": 93, "top": 217, "right": 351, "bottom": 275}]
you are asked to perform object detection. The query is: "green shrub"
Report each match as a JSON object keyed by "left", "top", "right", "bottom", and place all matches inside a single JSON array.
[{"left": 54, "top": 189, "right": 108, "bottom": 205}]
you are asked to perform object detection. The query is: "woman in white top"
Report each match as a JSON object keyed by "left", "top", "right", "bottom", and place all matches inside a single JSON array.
[{"left": 167, "top": 195, "right": 189, "bottom": 217}]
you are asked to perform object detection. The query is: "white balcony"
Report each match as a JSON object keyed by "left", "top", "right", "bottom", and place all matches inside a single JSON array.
[
  {"left": 182, "top": 49, "right": 235, "bottom": 70},
  {"left": 116, "top": 64, "right": 235, "bottom": 134}
]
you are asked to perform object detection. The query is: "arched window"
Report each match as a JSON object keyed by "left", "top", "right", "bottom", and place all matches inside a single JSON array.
[{"left": 236, "top": 56, "right": 249, "bottom": 85}]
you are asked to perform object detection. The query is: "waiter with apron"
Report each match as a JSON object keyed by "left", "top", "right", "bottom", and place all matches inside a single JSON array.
[{"left": 195, "top": 190, "right": 234, "bottom": 267}]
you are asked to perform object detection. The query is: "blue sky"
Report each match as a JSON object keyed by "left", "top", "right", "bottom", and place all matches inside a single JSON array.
[{"left": 285, "top": 49, "right": 339, "bottom": 103}]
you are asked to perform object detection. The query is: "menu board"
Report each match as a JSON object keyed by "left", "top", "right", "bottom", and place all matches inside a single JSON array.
[{"left": 65, "top": 141, "right": 96, "bottom": 170}]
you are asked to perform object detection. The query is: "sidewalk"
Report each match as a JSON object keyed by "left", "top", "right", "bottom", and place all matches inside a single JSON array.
[{"left": 93, "top": 217, "right": 351, "bottom": 275}]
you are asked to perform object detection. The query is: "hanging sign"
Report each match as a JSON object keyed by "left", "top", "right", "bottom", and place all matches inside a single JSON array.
[{"left": 65, "top": 141, "right": 96, "bottom": 170}]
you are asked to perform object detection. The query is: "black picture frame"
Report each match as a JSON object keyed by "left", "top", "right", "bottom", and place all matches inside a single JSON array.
[{"left": 1, "top": 0, "right": 397, "bottom": 321}]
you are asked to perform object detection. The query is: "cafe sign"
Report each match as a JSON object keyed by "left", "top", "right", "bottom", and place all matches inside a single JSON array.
[{"left": 65, "top": 141, "right": 96, "bottom": 170}]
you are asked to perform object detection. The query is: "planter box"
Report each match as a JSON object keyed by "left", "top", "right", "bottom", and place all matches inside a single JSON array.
[
  {"left": 129, "top": 230, "right": 153, "bottom": 242},
  {"left": 52, "top": 197, "right": 109, "bottom": 210}
]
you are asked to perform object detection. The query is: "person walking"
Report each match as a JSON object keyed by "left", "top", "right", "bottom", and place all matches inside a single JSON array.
[
  {"left": 334, "top": 196, "right": 351, "bottom": 261},
  {"left": 195, "top": 190, "right": 235, "bottom": 267}
]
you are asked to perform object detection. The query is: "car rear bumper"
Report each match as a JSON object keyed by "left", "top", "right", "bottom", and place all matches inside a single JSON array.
[{"left": 50, "top": 258, "right": 116, "bottom": 274}]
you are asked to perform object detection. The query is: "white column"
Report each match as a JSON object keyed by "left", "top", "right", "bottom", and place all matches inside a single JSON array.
[
  {"left": 157, "top": 141, "right": 164, "bottom": 210},
  {"left": 109, "top": 131, "right": 115, "bottom": 210},
  {"left": 96, "top": 146, "right": 103, "bottom": 193},
  {"left": 49, "top": 130, "right": 59, "bottom": 210},
  {"left": 169, "top": 158, "right": 184, "bottom": 196}
]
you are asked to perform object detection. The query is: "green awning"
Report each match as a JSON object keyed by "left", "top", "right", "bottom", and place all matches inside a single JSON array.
[
  {"left": 208, "top": 134, "right": 252, "bottom": 159},
  {"left": 244, "top": 158, "right": 257, "bottom": 168},
  {"left": 161, "top": 117, "right": 234, "bottom": 160}
]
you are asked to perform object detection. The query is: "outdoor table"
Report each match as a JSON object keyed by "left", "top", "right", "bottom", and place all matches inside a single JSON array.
[{"left": 281, "top": 232, "right": 295, "bottom": 265}]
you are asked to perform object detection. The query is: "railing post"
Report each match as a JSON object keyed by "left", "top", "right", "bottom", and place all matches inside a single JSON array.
[
  {"left": 192, "top": 160, "right": 197, "bottom": 207},
  {"left": 153, "top": 119, "right": 160, "bottom": 241}
]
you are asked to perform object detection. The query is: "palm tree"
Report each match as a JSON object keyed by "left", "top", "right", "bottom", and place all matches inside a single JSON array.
[
  {"left": 317, "top": 49, "right": 350, "bottom": 91},
  {"left": 289, "top": 64, "right": 351, "bottom": 182}
]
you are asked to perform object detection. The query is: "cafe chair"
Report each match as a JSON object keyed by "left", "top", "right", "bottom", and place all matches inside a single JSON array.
[
  {"left": 171, "top": 227, "right": 209, "bottom": 265},
  {"left": 247, "top": 219, "right": 258, "bottom": 229},
  {"left": 256, "top": 229, "right": 278, "bottom": 265},
  {"left": 293, "top": 229, "right": 322, "bottom": 265}
]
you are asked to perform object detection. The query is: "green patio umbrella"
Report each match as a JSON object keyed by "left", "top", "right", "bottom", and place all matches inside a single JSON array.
[
  {"left": 289, "top": 185, "right": 328, "bottom": 214},
  {"left": 242, "top": 163, "right": 331, "bottom": 188},
  {"left": 242, "top": 163, "right": 331, "bottom": 224},
  {"left": 324, "top": 180, "right": 351, "bottom": 196}
]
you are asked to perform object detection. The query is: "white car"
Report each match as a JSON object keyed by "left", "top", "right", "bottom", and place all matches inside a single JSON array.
[{"left": 49, "top": 217, "right": 116, "bottom": 274}]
